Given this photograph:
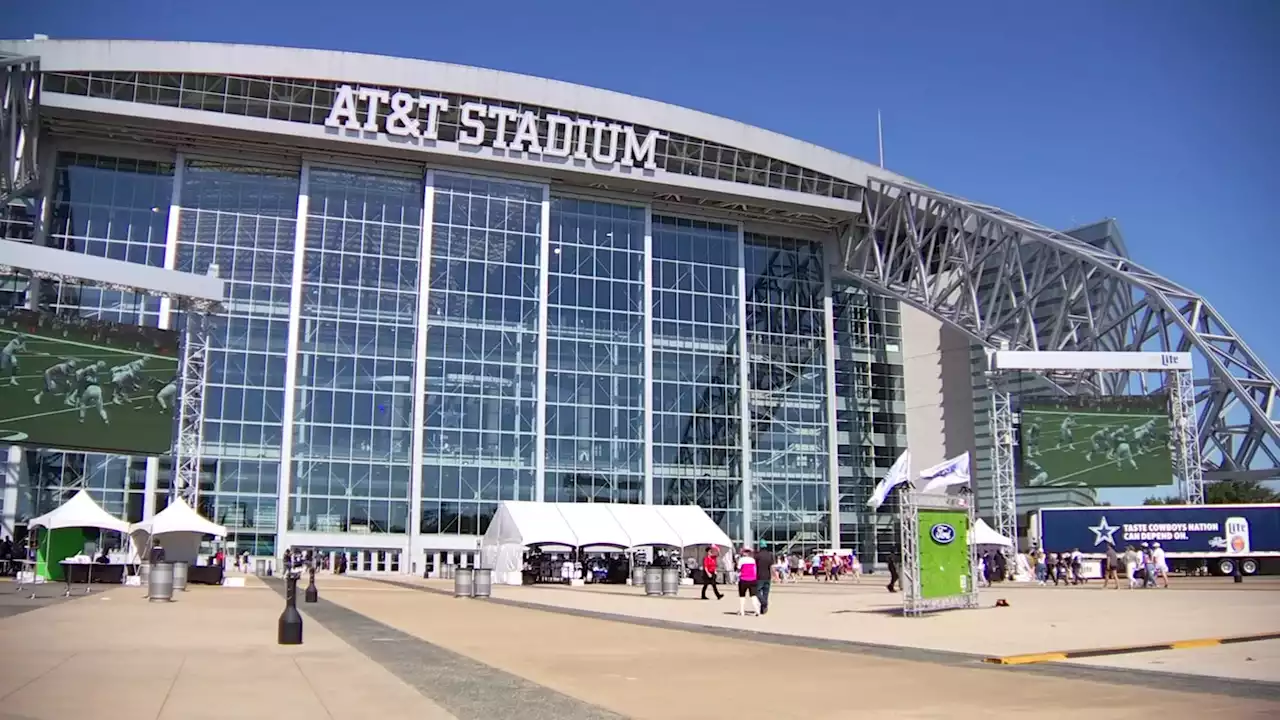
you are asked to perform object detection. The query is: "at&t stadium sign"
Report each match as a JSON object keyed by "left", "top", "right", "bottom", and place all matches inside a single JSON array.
[{"left": 324, "top": 84, "right": 663, "bottom": 171}]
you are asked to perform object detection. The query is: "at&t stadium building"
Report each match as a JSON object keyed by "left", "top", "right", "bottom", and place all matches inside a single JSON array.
[{"left": 2, "top": 39, "right": 1276, "bottom": 574}]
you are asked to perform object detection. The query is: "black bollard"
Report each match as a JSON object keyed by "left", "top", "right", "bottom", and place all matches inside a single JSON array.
[
  {"left": 278, "top": 573, "right": 304, "bottom": 645},
  {"left": 304, "top": 565, "right": 318, "bottom": 603}
]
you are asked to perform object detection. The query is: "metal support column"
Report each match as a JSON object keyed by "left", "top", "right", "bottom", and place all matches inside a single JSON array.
[
  {"left": 989, "top": 385, "right": 1017, "bottom": 553},
  {"left": 172, "top": 312, "right": 210, "bottom": 506},
  {"left": 1171, "top": 369, "right": 1205, "bottom": 504},
  {"left": 736, "top": 223, "right": 752, "bottom": 546}
]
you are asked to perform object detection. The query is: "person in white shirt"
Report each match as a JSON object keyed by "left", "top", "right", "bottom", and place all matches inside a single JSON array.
[{"left": 1152, "top": 542, "right": 1170, "bottom": 588}]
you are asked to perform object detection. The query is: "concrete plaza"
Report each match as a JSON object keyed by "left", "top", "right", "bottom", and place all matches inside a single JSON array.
[{"left": 1, "top": 573, "right": 1277, "bottom": 719}]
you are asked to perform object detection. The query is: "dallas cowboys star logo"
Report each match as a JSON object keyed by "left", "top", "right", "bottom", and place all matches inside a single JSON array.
[{"left": 1089, "top": 516, "right": 1120, "bottom": 546}]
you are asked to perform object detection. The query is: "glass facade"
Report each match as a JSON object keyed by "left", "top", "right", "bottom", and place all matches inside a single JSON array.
[
  {"left": 544, "top": 199, "right": 646, "bottom": 504},
  {"left": 420, "top": 174, "right": 541, "bottom": 536},
  {"left": 2, "top": 146, "right": 906, "bottom": 565},
  {"left": 174, "top": 160, "right": 300, "bottom": 556},
  {"left": 290, "top": 169, "right": 420, "bottom": 536},
  {"left": 744, "top": 233, "right": 831, "bottom": 549},
  {"left": 650, "top": 216, "right": 744, "bottom": 539}
]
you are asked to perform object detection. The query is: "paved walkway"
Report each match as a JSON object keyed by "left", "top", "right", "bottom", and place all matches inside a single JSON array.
[
  {"left": 394, "top": 575, "right": 1280, "bottom": 658},
  {"left": 3, "top": 574, "right": 1278, "bottom": 719},
  {"left": 0, "top": 577, "right": 454, "bottom": 720},
  {"left": 316, "top": 576, "right": 1280, "bottom": 718}
]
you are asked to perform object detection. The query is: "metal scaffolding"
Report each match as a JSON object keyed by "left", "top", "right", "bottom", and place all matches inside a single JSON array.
[
  {"left": 840, "top": 178, "right": 1280, "bottom": 481},
  {"left": 988, "top": 386, "right": 1017, "bottom": 551},
  {"left": 172, "top": 314, "right": 211, "bottom": 507},
  {"left": 899, "top": 488, "right": 980, "bottom": 616}
]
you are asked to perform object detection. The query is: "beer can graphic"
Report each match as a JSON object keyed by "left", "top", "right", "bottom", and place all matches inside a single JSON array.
[{"left": 1224, "top": 517, "right": 1251, "bottom": 555}]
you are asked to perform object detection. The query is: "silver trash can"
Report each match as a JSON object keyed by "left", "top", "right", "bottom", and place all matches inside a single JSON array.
[
  {"left": 454, "top": 567, "right": 474, "bottom": 598},
  {"left": 661, "top": 567, "right": 680, "bottom": 596},
  {"left": 139, "top": 562, "right": 151, "bottom": 585},
  {"left": 172, "top": 561, "right": 189, "bottom": 591},
  {"left": 631, "top": 565, "right": 645, "bottom": 586},
  {"left": 473, "top": 568, "right": 493, "bottom": 598},
  {"left": 644, "top": 566, "right": 662, "bottom": 596},
  {"left": 148, "top": 562, "right": 175, "bottom": 602}
]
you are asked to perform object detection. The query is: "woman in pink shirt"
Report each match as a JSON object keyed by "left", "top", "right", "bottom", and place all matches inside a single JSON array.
[{"left": 736, "top": 547, "right": 761, "bottom": 616}]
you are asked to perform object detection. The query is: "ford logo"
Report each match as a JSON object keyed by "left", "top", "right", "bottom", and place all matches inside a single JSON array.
[{"left": 930, "top": 524, "right": 956, "bottom": 544}]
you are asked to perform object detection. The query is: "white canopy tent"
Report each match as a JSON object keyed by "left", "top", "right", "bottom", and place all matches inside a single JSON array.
[
  {"left": 129, "top": 496, "right": 227, "bottom": 565},
  {"left": 28, "top": 489, "right": 130, "bottom": 534},
  {"left": 480, "top": 501, "right": 734, "bottom": 585},
  {"left": 969, "top": 518, "right": 1013, "bottom": 548}
]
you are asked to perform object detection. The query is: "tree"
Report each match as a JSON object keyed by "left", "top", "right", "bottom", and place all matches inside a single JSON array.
[{"left": 1144, "top": 479, "right": 1280, "bottom": 506}]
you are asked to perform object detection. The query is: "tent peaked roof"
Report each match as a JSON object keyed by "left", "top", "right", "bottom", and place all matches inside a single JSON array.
[
  {"left": 481, "top": 501, "right": 734, "bottom": 550},
  {"left": 969, "top": 518, "right": 1013, "bottom": 548},
  {"left": 28, "top": 489, "right": 130, "bottom": 533},
  {"left": 130, "top": 496, "right": 227, "bottom": 537}
]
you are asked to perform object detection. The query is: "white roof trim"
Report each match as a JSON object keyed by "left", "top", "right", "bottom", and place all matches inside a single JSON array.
[{"left": 0, "top": 38, "right": 915, "bottom": 191}]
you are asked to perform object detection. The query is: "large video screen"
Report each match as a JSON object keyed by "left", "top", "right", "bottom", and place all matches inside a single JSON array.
[
  {"left": 1018, "top": 394, "right": 1171, "bottom": 488},
  {"left": 0, "top": 307, "right": 180, "bottom": 455}
]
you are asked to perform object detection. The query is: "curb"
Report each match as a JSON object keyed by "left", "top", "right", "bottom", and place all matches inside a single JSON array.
[{"left": 985, "top": 632, "right": 1280, "bottom": 665}]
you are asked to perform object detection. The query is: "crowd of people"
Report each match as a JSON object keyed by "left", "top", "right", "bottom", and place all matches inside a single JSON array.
[
  {"left": 1028, "top": 542, "right": 1169, "bottom": 589},
  {"left": 695, "top": 544, "right": 878, "bottom": 616}
]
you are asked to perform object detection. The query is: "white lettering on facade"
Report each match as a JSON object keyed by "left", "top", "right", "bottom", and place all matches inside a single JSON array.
[
  {"left": 356, "top": 87, "right": 390, "bottom": 132},
  {"left": 320, "top": 83, "right": 665, "bottom": 169},
  {"left": 323, "top": 84, "right": 662, "bottom": 171}
]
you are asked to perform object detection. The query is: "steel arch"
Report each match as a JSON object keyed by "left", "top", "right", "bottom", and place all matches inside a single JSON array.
[
  {"left": 839, "top": 178, "right": 1280, "bottom": 478},
  {"left": 0, "top": 54, "right": 40, "bottom": 206}
]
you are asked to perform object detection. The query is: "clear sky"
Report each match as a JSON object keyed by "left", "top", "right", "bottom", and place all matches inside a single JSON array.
[{"left": 6, "top": 0, "right": 1278, "bottom": 501}]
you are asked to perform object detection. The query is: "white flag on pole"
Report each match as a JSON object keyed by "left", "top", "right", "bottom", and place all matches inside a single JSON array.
[
  {"left": 917, "top": 452, "right": 972, "bottom": 494},
  {"left": 866, "top": 450, "right": 911, "bottom": 510}
]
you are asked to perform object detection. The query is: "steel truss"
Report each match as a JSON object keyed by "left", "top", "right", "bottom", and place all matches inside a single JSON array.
[
  {"left": 988, "top": 386, "right": 1017, "bottom": 552},
  {"left": 173, "top": 315, "right": 210, "bottom": 507},
  {"left": 899, "top": 489, "right": 979, "bottom": 616},
  {"left": 0, "top": 54, "right": 40, "bottom": 206},
  {"left": 840, "top": 178, "right": 1280, "bottom": 480}
]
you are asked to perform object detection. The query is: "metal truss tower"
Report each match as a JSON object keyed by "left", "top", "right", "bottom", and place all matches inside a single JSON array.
[
  {"left": 840, "top": 178, "right": 1280, "bottom": 481},
  {"left": 988, "top": 385, "right": 1017, "bottom": 549},
  {"left": 173, "top": 314, "right": 211, "bottom": 507}
]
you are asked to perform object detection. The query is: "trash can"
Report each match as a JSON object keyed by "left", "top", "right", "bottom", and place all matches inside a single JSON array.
[
  {"left": 454, "top": 567, "right": 474, "bottom": 598},
  {"left": 139, "top": 562, "right": 151, "bottom": 585},
  {"left": 171, "top": 561, "right": 189, "bottom": 592},
  {"left": 473, "top": 568, "right": 493, "bottom": 598},
  {"left": 661, "top": 567, "right": 680, "bottom": 596},
  {"left": 644, "top": 566, "right": 662, "bottom": 596},
  {"left": 631, "top": 565, "right": 645, "bottom": 586},
  {"left": 148, "top": 562, "right": 175, "bottom": 602},
  {"left": 255, "top": 558, "right": 267, "bottom": 576}
]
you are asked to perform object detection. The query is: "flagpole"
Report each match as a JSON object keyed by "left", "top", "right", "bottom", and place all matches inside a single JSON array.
[{"left": 877, "top": 110, "right": 885, "bottom": 169}]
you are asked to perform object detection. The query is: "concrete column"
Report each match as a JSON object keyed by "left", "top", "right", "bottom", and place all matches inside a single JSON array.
[{"left": 1, "top": 445, "right": 21, "bottom": 539}]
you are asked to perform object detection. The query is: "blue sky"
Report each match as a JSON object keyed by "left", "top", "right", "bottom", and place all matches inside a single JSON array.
[{"left": 7, "top": 1, "right": 1278, "bottom": 501}]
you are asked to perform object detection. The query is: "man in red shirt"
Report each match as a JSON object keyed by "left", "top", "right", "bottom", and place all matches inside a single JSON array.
[{"left": 700, "top": 547, "right": 724, "bottom": 600}]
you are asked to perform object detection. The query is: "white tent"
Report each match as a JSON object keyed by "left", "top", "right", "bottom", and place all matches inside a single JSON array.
[
  {"left": 28, "top": 490, "right": 129, "bottom": 534},
  {"left": 480, "top": 502, "right": 734, "bottom": 585},
  {"left": 969, "top": 518, "right": 1013, "bottom": 548},
  {"left": 129, "top": 497, "right": 227, "bottom": 564}
]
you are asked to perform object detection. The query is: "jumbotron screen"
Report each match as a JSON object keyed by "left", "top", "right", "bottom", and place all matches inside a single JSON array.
[
  {"left": 0, "top": 307, "right": 180, "bottom": 455},
  {"left": 1017, "top": 394, "right": 1172, "bottom": 488}
]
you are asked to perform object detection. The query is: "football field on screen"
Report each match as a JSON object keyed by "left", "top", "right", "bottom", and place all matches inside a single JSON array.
[
  {"left": 1019, "top": 404, "right": 1172, "bottom": 488},
  {"left": 0, "top": 326, "right": 179, "bottom": 455}
]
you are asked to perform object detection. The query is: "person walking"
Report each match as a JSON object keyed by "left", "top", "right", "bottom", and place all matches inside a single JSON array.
[
  {"left": 1102, "top": 543, "right": 1120, "bottom": 589},
  {"left": 736, "top": 547, "right": 761, "bottom": 616},
  {"left": 700, "top": 547, "right": 724, "bottom": 600},
  {"left": 755, "top": 541, "right": 776, "bottom": 615},
  {"left": 886, "top": 548, "right": 900, "bottom": 593}
]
